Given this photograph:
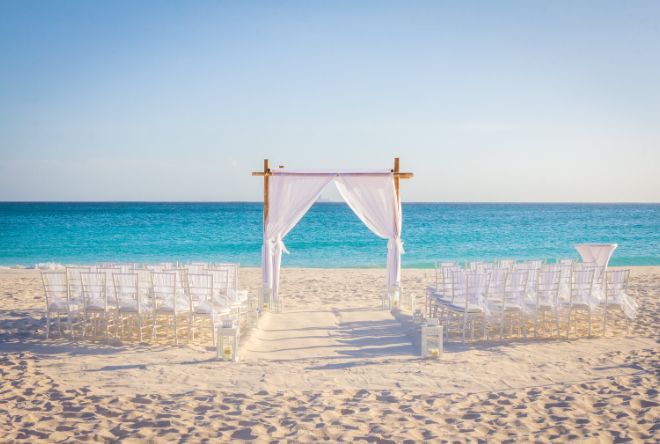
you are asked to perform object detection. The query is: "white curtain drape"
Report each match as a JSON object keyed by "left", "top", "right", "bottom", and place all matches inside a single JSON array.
[
  {"left": 334, "top": 174, "right": 403, "bottom": 290},
  {"left": 260, "top": 171, "right": 404, "bottom": 305},
  {"left": 262, "top": 174, "right": 334, "bottom": 303}
]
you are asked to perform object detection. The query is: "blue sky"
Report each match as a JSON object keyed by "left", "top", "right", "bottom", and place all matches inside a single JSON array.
[{"left": 1, "top": 1, "right": 658, "bottom": 202}]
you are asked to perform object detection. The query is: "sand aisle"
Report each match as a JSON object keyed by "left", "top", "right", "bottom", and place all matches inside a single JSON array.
[{"left": 243, "top": 307, "right": 415, "bottom": 363}]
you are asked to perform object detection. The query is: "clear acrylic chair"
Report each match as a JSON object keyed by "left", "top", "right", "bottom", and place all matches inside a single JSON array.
[
  {"left": 65, "top": 266, "right": 89, "bottom": 306},
  {"left": 445, "top": 270, "right": 490, "bottom": 343},
  {"left": 602, "top": 269, "right": 635, "bottom": 335},
  {"left": 187, "top": 273, "right": 218, "bottom": 344},
  {"left": 151, "top": 272, "right": 188, "bottom": 344},
  {"left": 564, "top": 268, "right": 596, "bottom": 338},
  {"left": 498, "top": 269, "right": 529, "bottom": 340},
  {"left": 113, "top": 273, "right": 148, "bottom": 342},
  {"left": 531, "top": 269, "right": 561, "bottom": 337},
  {"left": 42, "top": 271, "right": 80, "bottom": 339},
  {"left": 205, "top": 268, "right": 230, "bottom": 308},
  {"left": 81, "top": 272, "right": 110, "bottom": 339}
]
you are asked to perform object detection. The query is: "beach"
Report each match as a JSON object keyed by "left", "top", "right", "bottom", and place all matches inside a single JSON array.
[{"left": 0, "top": 266, "right": 657, "bottom": 442}]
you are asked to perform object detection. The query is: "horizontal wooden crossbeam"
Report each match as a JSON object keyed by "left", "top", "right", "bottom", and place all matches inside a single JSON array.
[{"left": 251, "top": 171, "right": 413, "bottom": 178}]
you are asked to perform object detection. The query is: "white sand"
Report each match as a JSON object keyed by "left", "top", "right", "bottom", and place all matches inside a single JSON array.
[{"left": 0, "top": 267, "right": 658, "bottom": 441}]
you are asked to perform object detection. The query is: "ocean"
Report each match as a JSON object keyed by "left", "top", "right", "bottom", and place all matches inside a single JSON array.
[{"left": 0, "top": 202, "right": 658, "bottom": 267}]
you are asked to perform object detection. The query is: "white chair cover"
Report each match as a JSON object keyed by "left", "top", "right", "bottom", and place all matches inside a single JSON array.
[{"left": 575, "top": 244, "right": 617, "bottom": 268}]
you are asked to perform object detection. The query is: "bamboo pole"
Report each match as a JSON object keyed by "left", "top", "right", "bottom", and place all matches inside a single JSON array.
[
  {"left": 394, "top": 157, "right": 400, "bottom": 203},
  {"left": 263, "top": 159, "right": 269, "bottom": 231}
]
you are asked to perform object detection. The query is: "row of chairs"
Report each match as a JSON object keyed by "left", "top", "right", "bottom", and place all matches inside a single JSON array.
[
  {"left": 41, "top": 262, "right": 247, "bottom": 345},
  {"left": 427, "top": 259, "right": 636, "bottom": 343}
]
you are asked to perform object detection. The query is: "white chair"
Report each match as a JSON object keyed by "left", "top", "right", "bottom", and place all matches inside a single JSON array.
[
  {"left": 434, "top": 261, "right": 455, "bottom": 290},
  {"left": 496, "top": 269, "right": 528, "bottom": 340},
  {"left": 65, "top": 266, "right": 89, "bottom": 306},
  {"left": 42, "top": 271, "right": 80, "bottom": 339},
  {"left": 151, "top": 272, "right": 189, "bottom": 344},
  {"left": 113, "top": 273, "right": 148, "bottom": 342},
  {"left": 187, "top": 273, "right": 219, "bottom": 344},
  {"left": 531, "top": 269, "right": 561, "bottom": 338},
  {"left": 564, "top": 268, "right": 596, "bottom": 338},
  {"left": 81, "top": 272, "right": 110, "bottom": 339},
  {"left": 602, "top": 269, "right": 635, "bottom": 335},
  {"left": 205, "top": 268, "right": 230, "bottom": 309},
  {"left": 429, "top": 265, "right": 462, "bottom": 320},
  {"left": 483, "top": 267, "right": 507, "bottom": 339},
  {"left": 444, "top": 270, "right": 489, "bottom": 343}
]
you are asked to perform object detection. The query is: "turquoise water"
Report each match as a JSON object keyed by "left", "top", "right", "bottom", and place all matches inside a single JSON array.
[{"left": 0, "top": 203, "right": 658, "bottom": 267}]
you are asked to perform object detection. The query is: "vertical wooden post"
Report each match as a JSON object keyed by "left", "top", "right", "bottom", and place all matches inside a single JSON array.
[
  {"left": 263, "top": 159, "right": 269, "bottom": 231},
  {"left": 393, "top": 157, "right": 400, "bottom": 203}
]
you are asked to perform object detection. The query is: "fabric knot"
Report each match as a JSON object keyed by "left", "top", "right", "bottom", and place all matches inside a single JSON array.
[{"left": 388, "top": 237, "right": 405, "bottom": 254}]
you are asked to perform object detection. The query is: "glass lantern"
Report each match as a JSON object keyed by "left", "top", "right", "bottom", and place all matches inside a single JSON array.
[{"left": 421, "top": 318, "right": 443, "bottom": 359}]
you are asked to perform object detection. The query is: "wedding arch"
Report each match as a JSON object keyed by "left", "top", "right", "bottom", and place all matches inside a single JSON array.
[{"left": 252, "top": 158, "right": 413, "bottom": 309}]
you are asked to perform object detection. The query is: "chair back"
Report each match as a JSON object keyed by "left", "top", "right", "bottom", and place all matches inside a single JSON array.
[
  {"left": 81, "top": 272, "right": 107, "bottom": 309},
  {"left": 525, "top": 260, "right": 544, "bottom": 269},
  {"left": 205, "top": 268, "right": 230, "bottom": 307},
  {"left": 497, "top": 259, "right": 515, "bottom": 270},
  {"left": 570, "top": 269, "right": 595, "bottom": 304},
  {"left": 536, "top": 269, "right": 561, "bottom": 307},
  {"left": 97, "top": 268, "right": 120, "bottom": 302},
  {"left": 504, "top": 269, "right": 528, "bottom": 307},
  {"left": 187, "top": 263, "right": 207, "bottom": 274},
  {"left": 466, "top": 271, "right": 489, "bottom": 306},
  {"left": 187, "top": 273, "right": 214, "bottom": 305},
  {"left": 211, "top": 263, "right": 239, "bottom": 292},
  {"left": 66, "top": 266, "right": 89, "bottom": 301},
  {"left": 486, "top": 268, "right": 507, "bottom": 302},
  {"left": 113, "top": 273, "right": 141, "bottom": 310},
  {"left": 605, "top": 269, "right": 630, "bottom": 300},
  {"left": 152, "top": 272, "right": 178, "bottom": 312},
  {"left": 441, "top": 266, "right": 461, "bottom": 301},
  {"left": 450, "top": 269, "right": 467, "bottom": 303},
  {"left": 42, "top": 272, "right": 69, "bottom": 309}
]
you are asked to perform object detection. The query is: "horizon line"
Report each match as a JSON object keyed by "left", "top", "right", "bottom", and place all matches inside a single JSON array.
[{"left": 0, "top": 200, "right": 658, "bottom": 205}]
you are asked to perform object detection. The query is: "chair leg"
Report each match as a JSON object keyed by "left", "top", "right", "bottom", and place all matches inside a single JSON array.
[
  {"left": 68, "top": 312, "right": 75, "bottom": 340},
  {"left": 189, "top": 314, "right": 194, "bottom": 341},
  {"left": 57, "top": 314, "right": 62, "bottom": 335},
  {"left": 499, "top": 312, "right": 504, "bottom": 341},
  {"left": 173, "top": 315, "right": 178, "bottom": 345},
  {"left": 212, "top": 317, "right": 217, "bottom": 346},
  {"left": 46, "top": 313, "right": 51, "bottom": 339},
  {"left": 152, "top": 313, "right": 158, "bottom": 342},
  {"left": 534, "top": 308, "right": 545, "bottom": 339},
  {"left": 137, "top": 314, "right": 143, "bottom": 342},
  {"left": 103, "top": 312, "right": 109, "bottom": 341}
]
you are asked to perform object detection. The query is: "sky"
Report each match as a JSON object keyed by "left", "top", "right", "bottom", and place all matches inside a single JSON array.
[{"left": 0, "top": 1, "right": 659, "bottom": 202}]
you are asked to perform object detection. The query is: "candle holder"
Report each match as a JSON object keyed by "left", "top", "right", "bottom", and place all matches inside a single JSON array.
[
  {"left": 421, "top": 318, "right": 443, "bottom": 359},
  {"left": 217, "top": 319, "right": 240, "bottom": 362}
]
